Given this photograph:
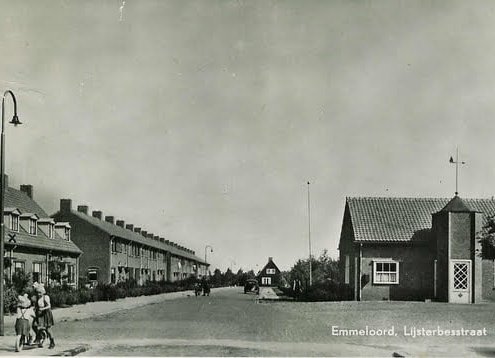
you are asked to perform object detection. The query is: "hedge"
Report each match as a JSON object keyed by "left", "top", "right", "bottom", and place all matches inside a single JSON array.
[{"left": 4, "top": 276, "right": 200, "bottom": 315}]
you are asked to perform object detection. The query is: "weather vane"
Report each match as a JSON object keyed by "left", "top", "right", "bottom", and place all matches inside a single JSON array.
[{"left": 449, "top": 147, "right": 466, "bottom": 196}]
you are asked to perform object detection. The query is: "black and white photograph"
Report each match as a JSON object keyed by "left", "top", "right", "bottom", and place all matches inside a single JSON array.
[{"left": 0, "top": 1, "right": 494, "bottom": 356}]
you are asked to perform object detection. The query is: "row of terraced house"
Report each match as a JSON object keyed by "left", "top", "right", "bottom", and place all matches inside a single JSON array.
[{"left": 4, "top": 175, "right": 209, "bottom": 288}]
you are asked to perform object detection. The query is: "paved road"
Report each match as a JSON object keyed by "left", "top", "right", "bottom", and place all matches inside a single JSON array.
[
  {"left": 51, "top": 287, "right": 391, "bottom": 356},
  {"left": 48, "top": 287, "right": 495, "bottom": 356}
]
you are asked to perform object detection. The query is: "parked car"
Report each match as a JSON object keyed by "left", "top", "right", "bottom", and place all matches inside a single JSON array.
[{"left": 244, "top": 279, "right": 259, "bottom": 294}]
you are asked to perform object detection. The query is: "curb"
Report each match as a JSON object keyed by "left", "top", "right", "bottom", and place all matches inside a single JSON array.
[{"left": 51, "top": 344, "right": 90, "bottom": 356}]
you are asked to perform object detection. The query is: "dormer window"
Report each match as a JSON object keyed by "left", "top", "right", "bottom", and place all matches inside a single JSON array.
[
  {"left": 37, "top": 218, "right": 55, "bottom": 239},
  {"left": 5, "top": 208, "right": 21, "bottom": 232},
  {"left": 29, "top": 218, "right": 37, "bottom": 235},
  {"left": 11, "top": 214, "right": 19, "bottom": 231},
  {"left": 54, "top": 222, "right": 71, "bottom": 241},
  {"left": 20, "top": 213, "right": 39, "bottom": 236}
]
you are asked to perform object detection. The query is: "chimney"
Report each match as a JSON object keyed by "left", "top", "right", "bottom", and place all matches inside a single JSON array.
[
  {"left": 92, "top": 211, "right": 102, "bottom": 220},
  {"left": 20, "top": 185, "right": 33, "bottom": 199},
  {"left": 60, "top": 199, "right": 72, "bottom": 213},
  {"left": 159, "top": 237, "right": 165, "bottom": 242},
  {"left": 165, "top": 240, "right": 170, "bottom": 244},
  {"left": 147, "top": 233, "right": 153, "bottom": 239},
  {"left": 141, "top": 230, "right": 147, "bottom": 237},
  {"left": 268, "top": 257, "right": 273, "bottom": 262},
  {"left": 126, "top": 224, "right": 134, "bottom": 231},
  {"left": 116, "top": 220, "right": 125, "bottom": 228},
  {"left": 134, "top": 227, "right": 141, "bottom": 234},
  {"left": 154, "top": 235, "right": 159, "bottom": 241},
  {"left": 77, "top": 205, "right": 88, "bottom": 215},
  {"left": 105, "top": 216, "right": 114, "bottom": 224}
]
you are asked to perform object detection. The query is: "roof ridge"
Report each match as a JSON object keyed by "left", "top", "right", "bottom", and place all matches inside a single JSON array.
[{"left": 347, "top": 196, "right": 495, "bottom": 201}]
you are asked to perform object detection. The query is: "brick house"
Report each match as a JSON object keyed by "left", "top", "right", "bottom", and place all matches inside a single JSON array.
[
  {"left": 4, "top": 178, "right": 82, "bottom": 287},
  {"left": 257, "top": 257, "right": 281, "bottom": 286},
  {"left": 338, "top": 195, "right": 495, "bottom": 303},
  {"left": 52, "top": 199, "right": 209, "bottom": 285}
]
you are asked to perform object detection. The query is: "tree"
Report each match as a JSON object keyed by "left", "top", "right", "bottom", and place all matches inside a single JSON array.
[
  {"left": 287, "top": 250, "right": 340, "bottom": 290},
  {"left": 477, "top": 215, "right": 495, "bottom": 259},
  {"left": 210, "top": 268, "right": 223, "bottom": 286}
]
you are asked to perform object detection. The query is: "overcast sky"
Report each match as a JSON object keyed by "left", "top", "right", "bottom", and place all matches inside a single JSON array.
[{"left": 1, "top": 1, "right": 495, "bottom": 272}]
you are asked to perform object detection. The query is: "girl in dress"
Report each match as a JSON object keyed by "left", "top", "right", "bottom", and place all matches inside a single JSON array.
[
  {"left": 14, "top": 294, "right": 36, "bottom": 351},
  {"left": 34, "top": 284, "right": 55, "bottom": 349}
]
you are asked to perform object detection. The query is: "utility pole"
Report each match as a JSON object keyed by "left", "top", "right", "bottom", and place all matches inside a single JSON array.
[{"left": 307, "top": 181, "right": 312, "bottom": 287}]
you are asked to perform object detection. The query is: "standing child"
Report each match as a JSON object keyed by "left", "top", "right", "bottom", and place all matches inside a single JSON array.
[
  {"left": 34, "top": 284, "right": 55, "bottom": 349},
  {"left": 14, "top": 294, "right": 36, "bottom": 352}
]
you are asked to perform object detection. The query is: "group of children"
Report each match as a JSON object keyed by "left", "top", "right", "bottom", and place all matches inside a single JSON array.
[{"left": 14, "top": 282, "right": 55, "bottom": 352}]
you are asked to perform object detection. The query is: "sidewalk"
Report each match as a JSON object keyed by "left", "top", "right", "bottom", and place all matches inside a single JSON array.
[
  {"left": 257, "top": 286, "right": 280, "bottom": 300},
  {"left": 0, "top": 288, "right": 199, "bottom": 356}
]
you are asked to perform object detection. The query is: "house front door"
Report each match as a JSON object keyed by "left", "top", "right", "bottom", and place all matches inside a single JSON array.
[{"left": 449, "top": 260, "right": 471, "bottom": 304}]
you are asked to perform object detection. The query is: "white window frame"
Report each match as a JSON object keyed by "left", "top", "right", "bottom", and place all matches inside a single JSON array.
[
  {"left": 10, "top": 214, "right": 19, "bottom": 232},
  {"left": 373, "top": 260, "right": 399, "bottom": 285},
  {"left": 29, "top": 218, "right": 37, "bottom": 235},
  {"left": 14, "top": 261, "right": 25, "bottom": 274},
  {"left": 48, "top": 223, "right": 54, "bottom": 239},
  {"left": 32, "top": 262, "right": 42, "bottom": 283}
]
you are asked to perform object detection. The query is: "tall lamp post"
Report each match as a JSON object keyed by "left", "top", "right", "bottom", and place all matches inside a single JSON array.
[
  {"left": 204, "top": 245, "right": 213, "bottom": 276},
  {"left": 307, "top": 181, "right": 312, "bottom": 287},
  {"left": 0, "top": 90, "right": 21, "bottom": 336}
]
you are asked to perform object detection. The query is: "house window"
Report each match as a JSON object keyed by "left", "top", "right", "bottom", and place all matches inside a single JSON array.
[
  {"left": 111, "top": 240, "right": 118, "bottom": 253},
  {"left": 48, "top": 224, "right": 54, "bottom": 239},
  {"left": 88, "top": 269, "right": 98, "bottom": 281},
  {"left": 261, "top": 277, "right": 271, "bottom": 285},
  {"left": 10, "top": 214, "right": 19, "bottom": 231},
  {"left": 65, "top": 228, "right": 71, "bottom": 241},
  {"left": 67, "top": 264, "right": 75, "bottom": 284},
  {"left": 344, "top": 255, "right": 350, "bottom": 284},
  {"left": 32, "top": 263, "right": 42, "bottom": 283},
  {"left": 14, "top": 261, "right": 25, "bottom": 274},
  {"left": 29, "top": 219, "right": 37, "bottom": 235},
  {"left": 266, "top": 268, "right": 276, "bottom": 274},
  {"left": 111, "top": 267, "right": 116, "bottom": 284},
  {"left": 373, "top": 260, "right": 399, "bottom": 284}
]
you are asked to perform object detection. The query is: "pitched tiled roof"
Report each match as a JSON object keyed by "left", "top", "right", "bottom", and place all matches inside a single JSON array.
[
  {"left": 6, "top": 227, "right": 82, "bottom": 254},
  {"left": 57, "top": 209, "right": 208, "bottom": 265},
  {"left": 5, "top": 187, "right": 49, "bottom": 217},
  {"left": 346, "top": 197, "right": 495, "bottom": 242},
  {"left": 5, "top": 187, "right": 82, "bottom": 255}
]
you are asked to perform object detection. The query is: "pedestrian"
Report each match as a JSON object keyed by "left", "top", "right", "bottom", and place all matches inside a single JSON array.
[
  {"left": 14, "top": 294, "right": 36, "bottom": 351},
  {"left": 33, "top": 283, "right": 55, "bottom": 349},
  {"left": 202, "top": 277, "right": 210, "bottom": 296}
]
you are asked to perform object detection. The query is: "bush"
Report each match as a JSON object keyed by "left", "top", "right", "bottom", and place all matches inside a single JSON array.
[
  {"left": 77, "top": 288, "right": 91, "bottom": 304},
  {"left": 12, "top": 271, "right": 31, "bottom": 294},
  {"left": 300, "top": 280, "right": 353, "bottom": 302},
  {"left": 95, "top": 283, "right": 118, "bottom": 301},
  {"left": 4, "top": 287, "right": 18, "bottom": 314}
]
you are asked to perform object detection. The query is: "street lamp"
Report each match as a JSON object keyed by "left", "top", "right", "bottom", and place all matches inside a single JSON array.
[
  {"left": 204, "top": 245, "right": 213, "bottom": 277},
  {"left": 0, "top": 90, "right": 21, "bottom": 336},
  {"left": 204, "top": 244, "right": 213, "bottom": 264}
]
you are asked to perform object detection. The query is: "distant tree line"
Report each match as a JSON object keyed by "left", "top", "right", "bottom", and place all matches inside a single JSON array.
[{"left": 208, "top": 268, "right": 256, "bottom": 287}]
